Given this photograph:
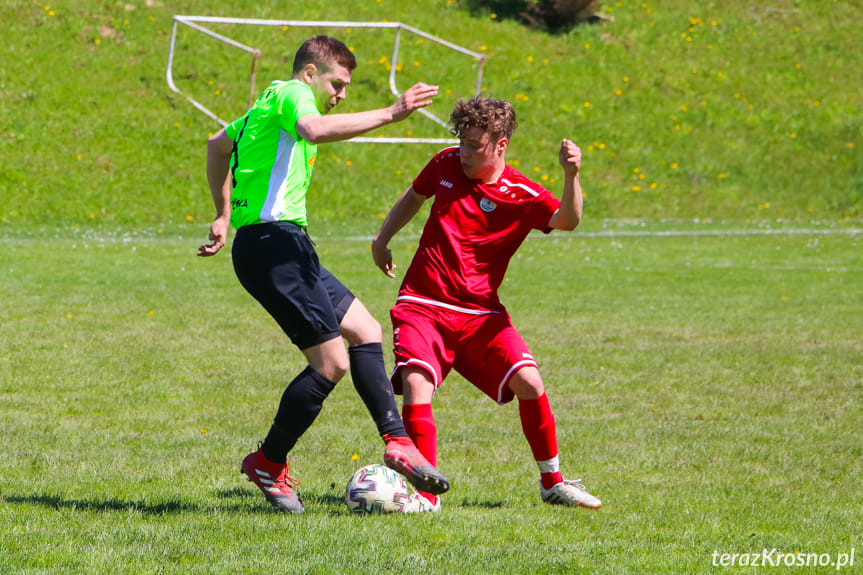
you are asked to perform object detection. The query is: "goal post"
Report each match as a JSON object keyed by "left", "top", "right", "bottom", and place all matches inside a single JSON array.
[{"left": 166, "top": 15, "right": 487, "bottom": 144}]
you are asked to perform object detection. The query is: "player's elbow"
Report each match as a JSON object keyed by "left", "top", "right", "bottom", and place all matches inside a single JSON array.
[
  {"left": 558, "top": 218, "right": 580, "bottom": 232},
  {"left": 550, "top": 210, "right": 581, "bottom": 231},
  {"left": 296, "top": 117, "right": 328, "bottom": 144}
]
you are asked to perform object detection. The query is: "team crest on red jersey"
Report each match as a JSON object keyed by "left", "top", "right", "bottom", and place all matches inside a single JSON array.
[{"left": 479, "top": 197, "right": 497, "bottom": 212}]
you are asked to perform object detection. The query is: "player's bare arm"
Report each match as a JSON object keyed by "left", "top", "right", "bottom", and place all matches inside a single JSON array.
[
  {"left": 296, "top": 83, "right": 439, "bottom": 144},
  {"left": 372, "top": 186, "right": 427, "bottom": 278},
  {"left": 198, "top": 128, "right": 234, "bottom": 257},
  {"left": 547, "top": 138, "right": 584, "bottom": 231}
]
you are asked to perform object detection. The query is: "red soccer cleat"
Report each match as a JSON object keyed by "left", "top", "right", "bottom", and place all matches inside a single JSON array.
[
  {"left": 241, "top": 445, "right": 305, "bottom": 513},
  {"left": 382, "top": 434, "right": 450, "bottom": 495}
]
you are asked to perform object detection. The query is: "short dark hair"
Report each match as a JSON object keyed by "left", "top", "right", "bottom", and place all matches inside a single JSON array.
[
  {"left": 449, "top": 97, "right": 517, "bottom": 141},
  {"left": 292, "top": 35, "right": 357, "bottom": 75}
]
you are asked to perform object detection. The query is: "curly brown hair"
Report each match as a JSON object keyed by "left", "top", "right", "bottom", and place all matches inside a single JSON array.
[
  {"left": 449, "top": 97, "right": 518, "bottom": 141},
  {"left": 292, "top": 35, "right": 357, "bottom": 75}
]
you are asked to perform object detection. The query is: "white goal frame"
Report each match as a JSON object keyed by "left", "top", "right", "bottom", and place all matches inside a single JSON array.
[{"left": 166, "top": 15, "right": 487, "bottom": 144}]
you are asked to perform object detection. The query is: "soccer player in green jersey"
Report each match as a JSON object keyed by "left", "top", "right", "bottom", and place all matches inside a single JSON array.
[{"left": 198, "top": 35, "right": 448, "bottom": 513}]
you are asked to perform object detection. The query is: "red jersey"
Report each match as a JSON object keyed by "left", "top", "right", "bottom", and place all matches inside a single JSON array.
[{"left": 399, "top": 147, "right": 560, "bottom": 312}]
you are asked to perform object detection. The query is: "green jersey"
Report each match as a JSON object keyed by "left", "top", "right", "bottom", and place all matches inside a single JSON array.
[{"left": 226, "top": 80, "right": 320, "bottom": 229}]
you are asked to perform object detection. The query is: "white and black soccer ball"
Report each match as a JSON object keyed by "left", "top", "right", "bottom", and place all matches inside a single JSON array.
[{"left": 345, "top": 464, "right": 410, "bottom": 514}]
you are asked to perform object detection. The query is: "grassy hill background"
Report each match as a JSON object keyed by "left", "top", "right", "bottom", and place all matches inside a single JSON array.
[{"left": 1, "top": 0, "right": 860, "bottom": 232}]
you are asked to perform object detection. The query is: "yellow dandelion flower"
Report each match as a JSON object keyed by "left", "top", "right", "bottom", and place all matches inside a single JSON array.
[
  {"left": 615, "top": 89, "right": 622, "bottom": 95},
  {"left": 351, "top": 454, "right": 360, "bottom": 461},
  {"left": 491, "top": 13, "right": 497, "bottom": 19},
  {"left": 632, "top": 185, "right": 642, "bottom": 191},
  {"left": 584, "top": 101, "right": 590, "bottom": 107},
  {"left": 671, "top": 163, "right": 679, "bottom": 169},
  {"left": 186, "top": 215, "right": 194, "bottom": 221},
  {"left": 527, "top": 56, "right": 534, "bottom": 62}
]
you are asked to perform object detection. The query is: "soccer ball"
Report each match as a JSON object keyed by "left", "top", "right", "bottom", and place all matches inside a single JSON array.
[{"left": 345, "top": 464, "right": 411, "bottom": 514}]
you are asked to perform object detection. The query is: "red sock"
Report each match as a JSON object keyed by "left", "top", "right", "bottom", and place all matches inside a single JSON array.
[
  {"left": 519, "top": 393, "right": 564, "bottom": 490},
  {"left": 402, "top": 403, "right": 439, "bottom": 504}
]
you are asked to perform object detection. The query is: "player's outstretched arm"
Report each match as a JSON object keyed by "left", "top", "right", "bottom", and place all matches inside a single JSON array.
[
  {"left": 198, "top": 128, "right": 234, "bottom": 257},
  {"left": 547, "top": 138, "right": 583, "bottom": 231},
  {"left": 372, "top": 186, "right": 427, "bottom": 278},
  {"left": 296, "top": 83, "right": 439, "bottom": 144}
]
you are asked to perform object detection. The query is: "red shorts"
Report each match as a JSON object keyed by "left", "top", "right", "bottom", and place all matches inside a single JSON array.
[{"left": 389, "top": 300, "right": 537, "bottom": 404}]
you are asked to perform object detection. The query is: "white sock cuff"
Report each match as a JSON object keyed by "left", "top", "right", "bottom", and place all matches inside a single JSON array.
[{"left": 537, "top": 455, "right": 560, "bottom": 474}]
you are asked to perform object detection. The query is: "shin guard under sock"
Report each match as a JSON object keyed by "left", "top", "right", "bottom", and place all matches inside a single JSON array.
[
  {"left": 403, "top": 403, "right": 439, "bottom": 504},
  {"left": 349, "top": 342, "right": 407, "bottom": 438},
  {"left": 519, "top": 393, "right": 564, "bottom": 489},
  {"left": 261, "top": 365, "right": 337, "bottom": 463}
]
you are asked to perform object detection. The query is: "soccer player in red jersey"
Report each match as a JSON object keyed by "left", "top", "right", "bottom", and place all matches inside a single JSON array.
[{"left": 371, "top": 96, "right": 601, "bottom": 512}]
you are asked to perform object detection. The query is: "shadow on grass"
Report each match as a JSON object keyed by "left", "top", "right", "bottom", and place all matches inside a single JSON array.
[
  {"left": 3, "top": 489, "right": 264, "bottom": 515},
  {"left": 4, "top": 490, "right": 507, "bottom": 514},
  {"left": 2, "top": 487, "right": 349, "bottom": 516}
]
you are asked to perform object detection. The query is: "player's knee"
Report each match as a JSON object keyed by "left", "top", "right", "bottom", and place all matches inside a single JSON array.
[
  {"left": 320, "top": 357, "right": 350, "bottom": 382},
  {"left": 341, "top": 307, "right": 382, "bottom": 346},
  {"left": 403, "top": 369, "right": 435, "bottom": 404},
  {"left": 508, "top": 368, "right": 545, "bottom": 399}
]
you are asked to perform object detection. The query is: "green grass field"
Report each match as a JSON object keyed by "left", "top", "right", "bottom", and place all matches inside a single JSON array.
[
  {"left": 1, "top": 0, "right": 862, "bottom": 573},
  {"left": 1, "top": 225, "right": 861, "bottom": 573}
]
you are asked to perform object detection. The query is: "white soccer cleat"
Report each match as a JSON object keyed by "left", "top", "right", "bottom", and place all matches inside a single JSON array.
[
  {"left": 540, "top": 479, "right": 602, "bottom": 509},
  {"left": 401, "top": 493, "right": 442, "bottom": 513}
]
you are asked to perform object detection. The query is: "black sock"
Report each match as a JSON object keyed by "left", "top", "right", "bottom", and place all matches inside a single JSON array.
[
  {"left": 349, "top": 342, "right": 407, "bottom": 438},
  {"left": 261, "top": 366, "right": 337, "bottom": 463}
]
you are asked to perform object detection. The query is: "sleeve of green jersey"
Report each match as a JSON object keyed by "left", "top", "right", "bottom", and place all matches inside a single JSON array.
[
  {"left": 224, "top": 115, "right": 247, "bottom": 141},
  {"left": 278, "top": 82, "right": 320, "bottom": 139}
]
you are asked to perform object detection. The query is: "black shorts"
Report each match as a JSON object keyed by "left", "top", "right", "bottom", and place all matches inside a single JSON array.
[{"left": 231, "top": 221, "right": 355, "bottom": 350}]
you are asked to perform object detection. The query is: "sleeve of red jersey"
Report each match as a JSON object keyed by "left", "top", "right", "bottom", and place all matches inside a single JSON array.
[
  {"left": 531, "top": 186, "right": 562, "bottom": 233},
  {"left": 412, "top": 149, "right": 448, "bottom": 198}
]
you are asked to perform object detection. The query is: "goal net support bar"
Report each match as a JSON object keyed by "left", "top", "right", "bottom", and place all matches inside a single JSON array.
[{"left": 166, "top": 15, "right": 487, "bottom": 144}]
